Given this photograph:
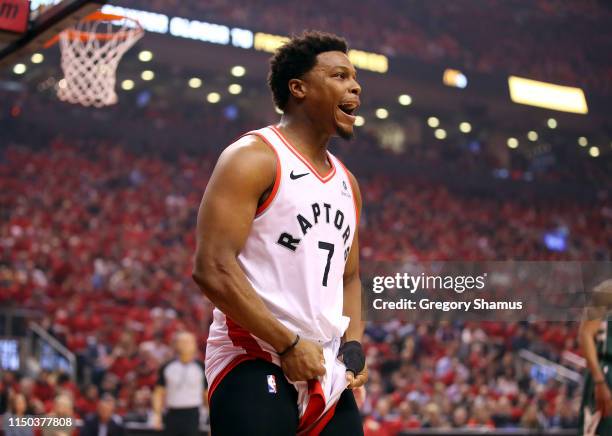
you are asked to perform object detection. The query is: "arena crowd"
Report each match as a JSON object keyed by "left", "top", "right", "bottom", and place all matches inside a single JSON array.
[{"left": 1, "top": 125, "right": 609, "bottom": 432}]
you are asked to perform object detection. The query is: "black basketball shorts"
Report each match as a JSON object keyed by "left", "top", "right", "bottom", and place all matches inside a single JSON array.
[{"left": 209, "top": 359, "right": 363, "bottom": 435}]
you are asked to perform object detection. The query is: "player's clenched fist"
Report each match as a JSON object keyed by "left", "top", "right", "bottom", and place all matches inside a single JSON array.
[{"left": 280, "top": 337, "right": 326, "bottom": 381}]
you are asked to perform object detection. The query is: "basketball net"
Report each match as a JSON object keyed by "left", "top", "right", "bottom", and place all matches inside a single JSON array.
[{"left": 50, "top": 12, "right": 144, "bottom": 107}]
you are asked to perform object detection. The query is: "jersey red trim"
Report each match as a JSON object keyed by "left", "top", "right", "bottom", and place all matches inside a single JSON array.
[
  {"left": 207, "top": 354, "right": 255, "bottom": 404},
  {"left": 237, "top": 131, "right": 282, "bottom": 217},
  {"left": 226, "top": 317, "right": 274, "bottom": 362},
  {"left": 298, "top": 379, "right": 326, "bottom": 432},
  {"left": 299, "top": 400, "right": 339, "bottom": 436},
  {"left": 269, "top": 125, "right": 336, "bottom": 183},
  {"left": 335, "top": 157, "right": 360, "bottom": 227},
  {"left": 208, "top": 316, "right": 275, "bottom": 402}
]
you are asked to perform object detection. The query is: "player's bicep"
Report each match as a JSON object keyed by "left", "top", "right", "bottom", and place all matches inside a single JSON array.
[{"left": 195, "top": 138, "right": 275, "bottom": 261}]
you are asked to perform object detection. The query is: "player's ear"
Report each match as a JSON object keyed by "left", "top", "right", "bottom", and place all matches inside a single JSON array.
[{"left": 288, "top": 78, "right": 307, "bottom": 100}]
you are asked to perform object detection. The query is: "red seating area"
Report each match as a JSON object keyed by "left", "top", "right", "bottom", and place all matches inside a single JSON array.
[{"left": 1, "top": 135, "right": 609, "bottom": 432}]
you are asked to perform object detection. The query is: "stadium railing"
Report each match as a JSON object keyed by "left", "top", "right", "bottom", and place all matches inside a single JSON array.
[{"left": 28, "top": 322, "right": 76, "bottom": 380}]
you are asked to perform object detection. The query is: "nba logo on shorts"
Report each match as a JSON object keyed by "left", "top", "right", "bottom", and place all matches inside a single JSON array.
[{"left": 267, "top": 375, "right": 277, "bottom": 393}]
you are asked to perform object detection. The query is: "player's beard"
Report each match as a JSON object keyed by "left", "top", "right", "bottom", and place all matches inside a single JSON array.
[{"left": 336, "top": 124, "right": 354, "bottom": 140}]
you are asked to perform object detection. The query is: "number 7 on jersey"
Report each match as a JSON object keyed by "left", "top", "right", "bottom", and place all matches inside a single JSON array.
[{"left": 318, "top": 241, "right": 334, "bottom": 286}]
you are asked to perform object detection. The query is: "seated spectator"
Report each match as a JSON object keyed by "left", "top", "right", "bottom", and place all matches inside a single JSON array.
[
  {"left": 451, "top": 406, "right": 468, "bottom": 428},
  {"left": 75, "top": 385, "right": 99, "bottom": 419},
  {"left": 81, "top": 394, "right": 124, "bottom": 436},
  {"left": 3, "top": 392, "right": 33, "bottom": 436},
  {"left": 123, "top": 387, "right": 152, "bottom": 424},
  {"left": 42, "top": 394, "right": 75, "bottom": 436},
  {"left": 422, "top": 402, "right": 449, "bottom": 428},
  {"left": 467, "top": 404, "right": 495, "bottom": 429}
]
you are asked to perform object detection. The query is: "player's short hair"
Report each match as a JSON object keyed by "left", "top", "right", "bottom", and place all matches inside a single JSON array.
[{"left": 268, "top": 31, "right": 348, "bottom": 111}]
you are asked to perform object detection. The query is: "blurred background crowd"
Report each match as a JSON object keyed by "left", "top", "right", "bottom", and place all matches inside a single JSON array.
[{"left": 0, "top": 100, "right": 609, "bottom": 434}]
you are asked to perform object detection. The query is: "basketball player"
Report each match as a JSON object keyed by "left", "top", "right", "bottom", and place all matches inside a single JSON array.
[
  {"left": 579, "top": 279, "right": 612, "bottom": 436},
  {"left": 192, "top": 31, "right": 366, "bottom": 435}
]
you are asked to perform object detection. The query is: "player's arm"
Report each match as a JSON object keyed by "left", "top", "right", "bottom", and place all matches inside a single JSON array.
[
  {"left": 341, "top": 170, "right": 367, "bottom": 389},
  {"left": 192, "top": 136, "right": 324, "bottom": 381},
  {"left": 579, "top": 316, "right": 612, "bottom": 416}
]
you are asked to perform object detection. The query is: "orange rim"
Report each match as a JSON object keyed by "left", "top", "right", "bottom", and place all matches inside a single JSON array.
[
  {"left": 81, "top": 11, "right": 125, "bottom": 22},
  {"left": 43, "top": 11, "right": 142, "bottom": 48}
]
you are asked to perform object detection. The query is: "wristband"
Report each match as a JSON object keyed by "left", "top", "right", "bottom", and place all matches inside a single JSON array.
[
  {"left": 338, "top": 340, "right": 365, "bottom": 375},
  {"left": 595, "top": 379, "right": 606, "bottom": 385},
  {"left": 279, "top": 334, "right": 300, "bottom": 356}
]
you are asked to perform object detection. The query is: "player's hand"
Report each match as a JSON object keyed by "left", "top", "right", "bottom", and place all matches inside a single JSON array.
[
  {"left": 595, "top": 382, "right": 612, "bottom": 416},
  {"left": 280, "top": 338, "right": 325, "bottom": 382},
  {"left": 338, "top": 340, "right": 367, "bottom": 389},
  {"left": 346, "top": 363, "right": 368, "bottom": 389}
]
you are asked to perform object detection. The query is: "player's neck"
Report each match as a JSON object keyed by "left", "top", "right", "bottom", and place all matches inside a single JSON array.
[{"left": 276, "top": 114, "right": 331, "bottom": 166}]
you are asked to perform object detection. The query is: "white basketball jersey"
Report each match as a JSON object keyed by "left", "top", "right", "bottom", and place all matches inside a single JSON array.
[{"left": 205, "top": 125, "right": 358, "bottom": 428}]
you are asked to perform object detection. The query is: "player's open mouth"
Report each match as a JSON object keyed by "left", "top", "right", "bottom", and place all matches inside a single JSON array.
[{"left": 337, "top": 103, "right": 358, "bottom": 122}]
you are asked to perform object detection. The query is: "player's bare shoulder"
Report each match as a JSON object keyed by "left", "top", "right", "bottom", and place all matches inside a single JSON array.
[
  {"left": 225, "top": 133, "right": 275, "bottom": 161},
  {"left": 211, "top": 133, "right": 277, "bottom": 196}
]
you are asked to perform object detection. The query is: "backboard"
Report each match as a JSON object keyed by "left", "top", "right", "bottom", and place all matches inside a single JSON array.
[{"left": 0, "top": 0, "right": 106, "bottom": 68}]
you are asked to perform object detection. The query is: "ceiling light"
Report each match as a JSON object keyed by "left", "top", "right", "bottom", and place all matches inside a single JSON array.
[
  {"left": 207, "top": 92, "right": 221, "bottom": 103},
  {"left": 231, "top": 65, "right": 246, "bottom": 77},
  {"left": 138, "top": 50, "right": 153, "bottom": 62},
  {"left": 459, "top": 122, "right": 471, "bottom": 133},
  {"left": 375, "top": 108, "right": 388, "bottom": 119},
  {"left": 13, "top": 63, "right": 26, "bottom": 75},
  {"left": 121, "top": 79, "right": 135, "bottom": 90},
  {"left": 141, "top": 70, "right": 154, "bottom": 81},
  {"left": 188, "top": 77, "right": 202, "bottom": 88},
  {"left": 228, "top": 84, "right": 242, "bottom": 95},
  {"left": 398, "top": 94, "right": 412, "bottom": 106},
  {"left": 31, "top": 53, "right": 44, "bottom": 64}
]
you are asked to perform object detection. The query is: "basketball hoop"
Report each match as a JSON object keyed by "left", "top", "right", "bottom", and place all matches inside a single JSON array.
[{"left": 45, "top": 11, "right": 144, "bottom": 107}]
